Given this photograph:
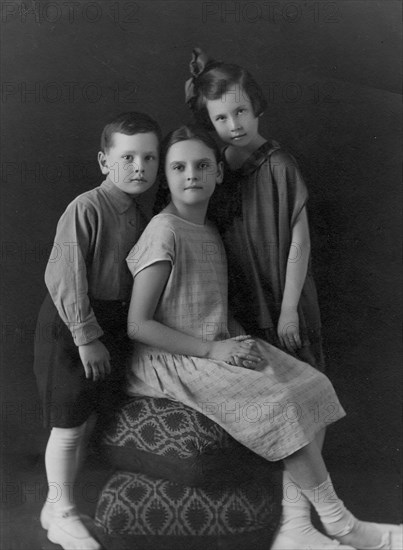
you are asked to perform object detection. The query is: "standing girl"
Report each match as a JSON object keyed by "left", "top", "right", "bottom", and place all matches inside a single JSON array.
[
  {"left": 125, "top": 124, "right": 401, "bottom": 550},
  {"left": 185, "top": 48, "right": 324, "bottom": 371},
  {"left": 185, "top": 51, "right": 331, "bottom": 547}
]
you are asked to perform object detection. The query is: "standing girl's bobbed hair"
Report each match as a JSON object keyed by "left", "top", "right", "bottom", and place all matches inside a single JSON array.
[{"left": 185, "top": 48, "right": 267, "bottom": 130}]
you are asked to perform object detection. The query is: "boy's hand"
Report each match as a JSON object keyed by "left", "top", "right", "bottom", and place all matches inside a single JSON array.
[
  {"left": 277, "top": 307, "right": 301, "bottom": 353},
  {"left": 78, "top": 339, "right": 111, "bottom": 381},
  {"left": 208, "top": 335, "right": 262, "bottom": 369}
]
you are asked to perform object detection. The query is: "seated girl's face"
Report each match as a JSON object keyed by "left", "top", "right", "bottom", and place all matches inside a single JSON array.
[
  {"left": 206, "top": 84, "right": 260, "bottom": 148},
  {"left": 165, "top": 139, "right": 223, "bottom": 208}
]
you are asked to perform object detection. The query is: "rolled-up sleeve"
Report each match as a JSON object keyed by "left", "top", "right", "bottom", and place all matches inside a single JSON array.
[{"left": 45, "top": 200, "right": 104, "bottom": 346}]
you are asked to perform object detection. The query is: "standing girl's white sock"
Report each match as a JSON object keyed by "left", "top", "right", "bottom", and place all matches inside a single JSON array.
[{"left": 301, "top": 475, "right": 396, "bottom": 549}]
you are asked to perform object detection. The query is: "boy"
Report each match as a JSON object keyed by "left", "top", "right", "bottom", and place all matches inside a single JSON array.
[{"left": 34, "top": 112, "right": 161, "bottom": 550}]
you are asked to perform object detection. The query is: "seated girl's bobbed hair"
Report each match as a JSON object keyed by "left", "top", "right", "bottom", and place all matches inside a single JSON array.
[
  {"left": 185, "top": 48, "right": 267, "bottom": 130},
  {"left": 153, "top": 123, "right": 221, "bottom": 214}
]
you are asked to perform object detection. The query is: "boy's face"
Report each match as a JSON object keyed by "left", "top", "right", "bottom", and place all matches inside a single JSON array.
[
  {"left": 98, "top": 132, "right": 159, "bottom": 196},
  {"left": 206, "top": 84, "right": 261, "bottom": 150}
]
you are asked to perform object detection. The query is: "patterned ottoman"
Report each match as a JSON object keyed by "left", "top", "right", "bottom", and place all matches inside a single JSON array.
[{"left": 94, "top": 396, "right": 282, "bottom": 550}]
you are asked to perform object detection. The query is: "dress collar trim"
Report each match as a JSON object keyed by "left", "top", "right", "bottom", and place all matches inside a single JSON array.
[{"left": 223, "top": 139, "right": 281, "bottom": 176}]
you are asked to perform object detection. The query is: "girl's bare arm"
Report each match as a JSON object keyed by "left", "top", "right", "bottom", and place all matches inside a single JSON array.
[
  {"left": 128, "top": 261, "right": 261, "bottom": 364},
  {"left": 278, "top": 207, "right": 311, "bottom": 351}
]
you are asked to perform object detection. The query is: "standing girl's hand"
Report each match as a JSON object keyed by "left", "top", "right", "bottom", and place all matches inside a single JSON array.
[
  {"left": 207, "top": 336, "right": 262, "bottom": 368},
  {"left": 277, "top": 307, "right": 301, "bottom": 353}
]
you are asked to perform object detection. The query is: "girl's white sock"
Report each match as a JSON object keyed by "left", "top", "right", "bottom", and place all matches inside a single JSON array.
[
  {"left": 301, "top": 475, "right": 386, "bottom": 547},
  {"left": 278, "top": 471, "right": 343, "bottom": 544}
]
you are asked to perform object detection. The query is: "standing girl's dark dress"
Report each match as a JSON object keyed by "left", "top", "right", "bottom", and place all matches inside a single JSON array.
[{"left": 212, "top": 141, "right": 325, "bottom": 370}]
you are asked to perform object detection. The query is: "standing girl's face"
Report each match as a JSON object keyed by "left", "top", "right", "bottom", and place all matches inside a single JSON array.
[
  {"left": 165, "top": 139, "right": 223, "bottom": 209},
  {"left": 206, "top": 84, "right": 261, "bottom": 150}
]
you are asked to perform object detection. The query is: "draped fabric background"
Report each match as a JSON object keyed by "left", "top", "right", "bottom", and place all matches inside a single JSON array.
[{"left": 1, "top": 0, "right": 401, "bottom": 530}]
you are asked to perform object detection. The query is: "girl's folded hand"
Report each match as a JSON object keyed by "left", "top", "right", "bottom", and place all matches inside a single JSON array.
[{"left": 207, "top": 336, "right": 262, "bottom": 368}]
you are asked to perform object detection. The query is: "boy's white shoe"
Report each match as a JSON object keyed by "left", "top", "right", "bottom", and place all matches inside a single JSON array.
[
  {"left": 47, "top": 509, "right": 101, "bottom": 550},
  {"left": 40, "top": 501, "right": 91, "bottom": 531}
]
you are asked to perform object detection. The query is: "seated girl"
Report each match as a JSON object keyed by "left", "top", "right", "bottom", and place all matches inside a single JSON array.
[{"left": 125, "top": 124, "right": 401, "bottom": 550}]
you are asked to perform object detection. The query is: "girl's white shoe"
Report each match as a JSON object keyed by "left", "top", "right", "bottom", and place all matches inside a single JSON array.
[
  {"left": 329, "top": 518, "right": 403, "bottom": 550},
  {"left": 391, "top": 528, "right": 403, "bottom": 550},
  {"left": 365, "top": 524, "right": 403, "bottom": 550},
  {"left": 270, "top": 528, "right": 356, "bottom": 550},
  {"left": 370, "top": 523, "right": 403, "bottom": 550}
]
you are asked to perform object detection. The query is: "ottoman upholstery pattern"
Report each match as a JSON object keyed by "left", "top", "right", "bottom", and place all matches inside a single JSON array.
[
  {"left": 95, "top": 397, "right": 282, "bottom": 549},
  {"left": 102, "top": 396, "right": 233, "bottom": 455},
  {"left": 101, "top": 396, "right": 280, "bottom": 487},
  {"left": 95, "top": 470, "right": 277, "bottom": 536}
]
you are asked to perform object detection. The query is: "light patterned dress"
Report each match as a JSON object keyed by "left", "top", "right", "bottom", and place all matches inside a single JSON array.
[{"left": 126, "top": 213, "right": 345, "bottom": 461}]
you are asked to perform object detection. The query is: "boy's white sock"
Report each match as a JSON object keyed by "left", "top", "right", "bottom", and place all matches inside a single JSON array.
[
  {"left": 45, "top": 424, "right": 87, "bottom": 511},
  {"left": 43, "top": 423, "right": 101, "bottom": 549}
]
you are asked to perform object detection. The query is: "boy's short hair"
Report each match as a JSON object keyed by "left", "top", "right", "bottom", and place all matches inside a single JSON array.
[
  {"left": 190, "top": 63, "right": 267, "bottom": 130},
  {"left": 100, "top": 111, "right": 162, "bottom": 152}
]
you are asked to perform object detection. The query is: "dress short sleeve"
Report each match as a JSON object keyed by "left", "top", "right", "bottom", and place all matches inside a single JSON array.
[
  {"left": 126, "top": 216, "right": 175, "bottom": 278},
  {"left": 270, "top": 149, "right": 308, "bottom": 227}
]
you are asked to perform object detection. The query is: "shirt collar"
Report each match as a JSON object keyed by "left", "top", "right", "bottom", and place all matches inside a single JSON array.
[{"left": 101, "top": 177, "right": 136, "bottom": 213}]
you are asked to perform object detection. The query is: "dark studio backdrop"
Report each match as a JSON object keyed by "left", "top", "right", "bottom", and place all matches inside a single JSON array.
[{"left": 1, "top": 0, "right": 401, "bottom": 529}]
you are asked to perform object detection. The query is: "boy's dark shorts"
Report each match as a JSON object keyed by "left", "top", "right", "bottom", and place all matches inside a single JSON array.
[{"left": 34, "top": 294, "right": 131, "bottom": 429}]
